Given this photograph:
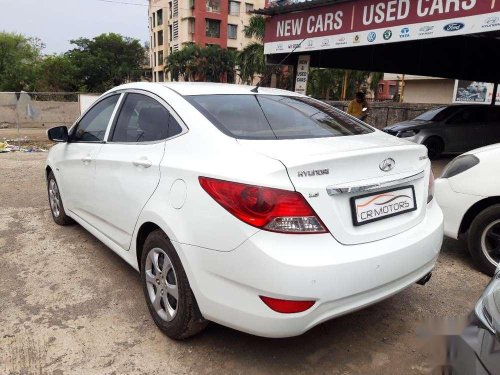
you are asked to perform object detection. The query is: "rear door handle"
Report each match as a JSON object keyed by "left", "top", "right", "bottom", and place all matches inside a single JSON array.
[
  {"left": 81, "top": 156, "right": 92, "bottom": 163},
  {"left": 133, "top": 158, "right": 152, "bottom": 168}
]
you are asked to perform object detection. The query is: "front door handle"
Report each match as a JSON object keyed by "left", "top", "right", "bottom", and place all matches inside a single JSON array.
[
  {"left": 81, "top": 156, "right": 92, "bottom": 163},
  {"left": 133, "top": 158, "right": 152, "bottom": 168}
]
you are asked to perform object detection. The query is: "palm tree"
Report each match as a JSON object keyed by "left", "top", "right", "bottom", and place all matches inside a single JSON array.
[
  {"left": 243, "top": 15, "right": 265, "bottom": 42},
  {"left": 237, "top": 42, "right": 265, "bottom": 84}
]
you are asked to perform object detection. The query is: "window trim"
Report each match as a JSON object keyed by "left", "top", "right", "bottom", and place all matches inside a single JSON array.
[
  {"left": 105, "top": 89, "right": 189, "bottom": 145},
  {"left": 68, "top": 93, "right": 124, "bottom": 144}
]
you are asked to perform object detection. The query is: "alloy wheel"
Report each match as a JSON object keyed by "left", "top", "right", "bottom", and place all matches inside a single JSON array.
[
  {"left": 481, "top": 219, "right": 500, "bottom": 266},
  {"left": 48, "top": 179, "right": 61, "bottom": 218},
  {"left": 145, "top": 247, "right": 179, "bottom": 322}
]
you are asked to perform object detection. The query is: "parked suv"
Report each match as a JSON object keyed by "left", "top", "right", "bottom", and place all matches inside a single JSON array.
[{"left": 46, "top": 82, "right": 443, "bottom": 339}]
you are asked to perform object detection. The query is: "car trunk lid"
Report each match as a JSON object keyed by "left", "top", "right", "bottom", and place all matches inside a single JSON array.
[{"left": 238, "top": 132, "right": 431, "bottom": 245}]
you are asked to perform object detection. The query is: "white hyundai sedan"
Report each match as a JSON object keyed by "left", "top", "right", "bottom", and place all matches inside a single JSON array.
[
  {"left": 45, "top": 82, "right": 443, "bottom": 339},
  {"left": 435, "top": 144, "right": 500, "bottom": 276}
]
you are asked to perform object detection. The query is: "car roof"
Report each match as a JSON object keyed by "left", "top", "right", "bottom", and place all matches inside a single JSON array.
[{"left": 111, "top": 82, "right": 301, "bottom": 97}]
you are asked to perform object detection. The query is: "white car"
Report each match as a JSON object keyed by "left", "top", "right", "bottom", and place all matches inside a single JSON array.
[
  {"left": 435, "top": 144, "right": 500, "bottom": 276},
  {"left": 45, "top": 82, "right": 443, "bottom": 339}
]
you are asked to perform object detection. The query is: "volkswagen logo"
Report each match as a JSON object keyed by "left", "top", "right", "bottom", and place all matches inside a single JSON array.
[{"left": 379, "top": 158, "right": 396, "bottom": 172}]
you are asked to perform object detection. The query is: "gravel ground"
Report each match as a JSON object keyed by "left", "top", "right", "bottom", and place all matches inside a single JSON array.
[{"left": 0, "top": 153, "right": 491, "bottom": 375}]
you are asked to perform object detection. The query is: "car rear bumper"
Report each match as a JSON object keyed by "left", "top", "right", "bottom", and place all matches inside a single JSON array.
[
  {"left": 434, "top": 178, "right": 483, "bottom": 239},
  {"left": 176, "top": 201, "right": 443, "bottom": 338}
]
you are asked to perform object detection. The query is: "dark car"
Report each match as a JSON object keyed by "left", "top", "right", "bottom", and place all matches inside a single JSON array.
[
  {"left": 436, "top": 266, "right": 500, "bottom": 374},
  {"left": 383, "top": 105, "right": 500, "bottom": 159}
]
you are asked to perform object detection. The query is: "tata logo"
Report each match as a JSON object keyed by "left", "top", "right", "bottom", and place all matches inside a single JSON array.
[
  {"left": 379, "top": 158, "right": 396, "bottom": 172},
  {"left": 399, "top": 27, "right": 410, "bottom": 38},
  {"left": 483, "top": 17, "right": 500, "bottom": 28},
  {"left": 383, "top": 30, "right": 392, "bottom": 40},
  {"left": 444, "top": 22, "right": 465, "bottom": 32},
  {"left": 367, "top": 32, "right": 376, "bottom": 42}
]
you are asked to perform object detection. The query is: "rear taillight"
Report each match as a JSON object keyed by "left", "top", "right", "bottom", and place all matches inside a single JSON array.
[
  {"left": 427, "top": 170, "right": 435, "bottom": 203},
  {"left": 259, "top": 296, "right": 315, "bottom": 313},
  {"left": 199, "top": 177, "right": 327, "bottom": 233}
]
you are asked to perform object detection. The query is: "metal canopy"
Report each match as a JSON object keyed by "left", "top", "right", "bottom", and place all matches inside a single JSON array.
[{"left": 262, "top": 0, "right": 500, "bottom": 82}]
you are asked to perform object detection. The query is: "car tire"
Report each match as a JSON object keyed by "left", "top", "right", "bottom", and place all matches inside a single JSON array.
[
  {"left": 467, "top": 205, "right": 500, "bottom": 276},
  {"left": 141, "top": 229, "right": 208, "bottom": 339},
  {"left": 423, "top": 137, "right": 444, "bottom": 160},
  {"left": 47, "top": 171, "right": 74, "bottom": 226}
]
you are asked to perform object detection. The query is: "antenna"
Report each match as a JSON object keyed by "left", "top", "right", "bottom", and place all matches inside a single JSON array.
[{"left": 250, "top": 37, "right": 308, "bottom": 93}]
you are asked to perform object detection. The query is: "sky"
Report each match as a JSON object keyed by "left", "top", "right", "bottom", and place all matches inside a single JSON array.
[{"left": 0, "top": 0, "right": 150, "bottom": 54}]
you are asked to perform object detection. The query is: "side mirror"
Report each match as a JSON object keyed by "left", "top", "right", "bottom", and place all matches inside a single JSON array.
[{"left": 47, "top": 126, "right": 69, "bottom": 142}]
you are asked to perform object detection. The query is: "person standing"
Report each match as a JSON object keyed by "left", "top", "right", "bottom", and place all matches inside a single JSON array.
[{"left": 347, "top": 92, "right": 369, "bottom": 120}]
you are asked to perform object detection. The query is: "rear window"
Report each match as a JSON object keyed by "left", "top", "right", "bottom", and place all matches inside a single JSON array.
[
  {"left": 415, "top": 106, "right": 458, "bottom": 122},
  {"left": 186, "top": 94, "right": 373, "bottom": 140}
]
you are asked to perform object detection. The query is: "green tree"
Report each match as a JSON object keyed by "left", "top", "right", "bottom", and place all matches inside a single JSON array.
[
  {"left": 34, "top": 55, "right": 79, "bottom": 92},
  {"left": 67, "top": 33, "right": 145, "bottom": 92},
  {"left": 243, "top": 15, "right": 266, "bottom": 41},
  {"left": 165, "top": 44, "right": 236, "bottom": 83},
  {"left": 237, "top": 42, "right": 265, "bottom": 84},
  {"left": 0, "top": 32, "right": 44, "bottom": 91}
]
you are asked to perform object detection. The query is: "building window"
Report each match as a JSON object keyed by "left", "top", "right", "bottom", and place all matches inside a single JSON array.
[
  {"left": 153, "top": 52, "right": 157, "bottom": 67},
  {"left": 245, "top": 3, "right": 253, "bottom": 12},
  {"left": 169, "top": 25, "right": 173, "bottom": 42},
  {"left": 158, "top": 30, "right": 164, "bottom": 46},
  {"left": 206, "top": 19, "right": 221, "bottom": 38},
  {"left": 158, "top": 51, "right": 164, "bottom": 65},
  {"left": 229, "top": 1, "right": 239, "bottom": 15},
  {"left": 188, "top": 19, "right": 195, "bottom": 34},
  {"left": 173, "top": 0, "right": 178, "bottom": 17},
  {"left": 228, "top": 24, "right": 237, "bottom": 39},
  {"left": 206, "top": 0, "right": 220, "bottom": 12},
  {"left": 153, "top": 32, "right": 156, "bottom": 47},
  {"left": 159, "top": 71, "right": 165, "bottom": 82},
  {"left": 150, "top": 17, "right": 153, "bottom": 30},
  {"left": 173, "top": 21, "right": 179, "bottom": 40},
  {"left": 189, "top": 0, "right": 194, "bottom": 8},
  {"left": 153, "top": 12, "right": 156, "bottom": 27},
  {"left": 157, "top": 9, "right": 163, "bottom": 26},
  {"left": 389, "top": 84, "right": 397, "bottom": 96},
  {"left": 168, "top": 2, "right": 172, "bottom": 18}
]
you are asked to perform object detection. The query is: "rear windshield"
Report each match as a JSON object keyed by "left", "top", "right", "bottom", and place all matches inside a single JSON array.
[
  {"left": 186, "top": 94, "right": 373, "bottom": 140},
  {"left": 415, "top": 106, "right": 457, "bottom": 122}
]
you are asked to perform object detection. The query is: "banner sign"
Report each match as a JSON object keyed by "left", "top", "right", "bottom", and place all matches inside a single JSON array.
[
  {"left": 294, "top": 55, "right": 310, "bottom": 95},
  {"left": 453, "top": 80, "right": 500, "bottom": 104},
  {"left": 264, "top": 0, "right": 500, "bottom": 54}
]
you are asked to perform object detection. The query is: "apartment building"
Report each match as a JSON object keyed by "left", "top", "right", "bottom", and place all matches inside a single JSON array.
[{"left": 148, "top": 0, "right": 264, "bottom": 82}]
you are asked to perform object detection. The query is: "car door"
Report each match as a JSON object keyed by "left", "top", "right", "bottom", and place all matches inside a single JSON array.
[
  {"left": 92, "top": 91, "right": 186, "bottom": 250},
  {"left": 57, "top": 94, "right": 121, "bottom": 223},
  {"left": 485, "top": 106, "right": 500, "bottom": 145},
  {"left": 443, "top": 106, "right": 486, "bottom": 152}
]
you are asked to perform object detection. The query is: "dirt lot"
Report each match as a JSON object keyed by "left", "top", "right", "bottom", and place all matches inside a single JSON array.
[{"left": 0, "top": 153, "right": 491, "bottom": 375}]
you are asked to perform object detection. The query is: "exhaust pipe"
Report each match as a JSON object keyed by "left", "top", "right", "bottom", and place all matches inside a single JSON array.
[{"left": 416, "top": 272, "right": 432, "bottom": 286}]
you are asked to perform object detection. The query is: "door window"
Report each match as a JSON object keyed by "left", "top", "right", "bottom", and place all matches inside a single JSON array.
[
  {"left": 448, "top": 107, "right": 487, "bottom": 125},
  {"left": 110, "top": 93, "right": 180, "bottom": 142},
  {"left": 72, "top": 95, "right": 119, "bottom": 142}
]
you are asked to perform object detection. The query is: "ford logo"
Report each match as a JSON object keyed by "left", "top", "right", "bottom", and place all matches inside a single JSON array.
[
  {"left": 379, "top": 158, "right": 396, "bottom": 172},
  {"left": 444, "top": 22, "right": 465, "bottom": 32}
]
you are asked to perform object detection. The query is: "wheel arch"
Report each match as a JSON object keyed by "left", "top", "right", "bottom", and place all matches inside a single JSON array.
[
  {"left": 459, "top": 196, "right": 500, "bottom": 235},
  {"left": 45, "top": 165, "right": 53, "bottom": 180},
  {"left": 422, "top": 134, "right": 445, "bottom": 150},
  {"left": 135, "top": 221, "right": 162, "bottom": 268}
]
